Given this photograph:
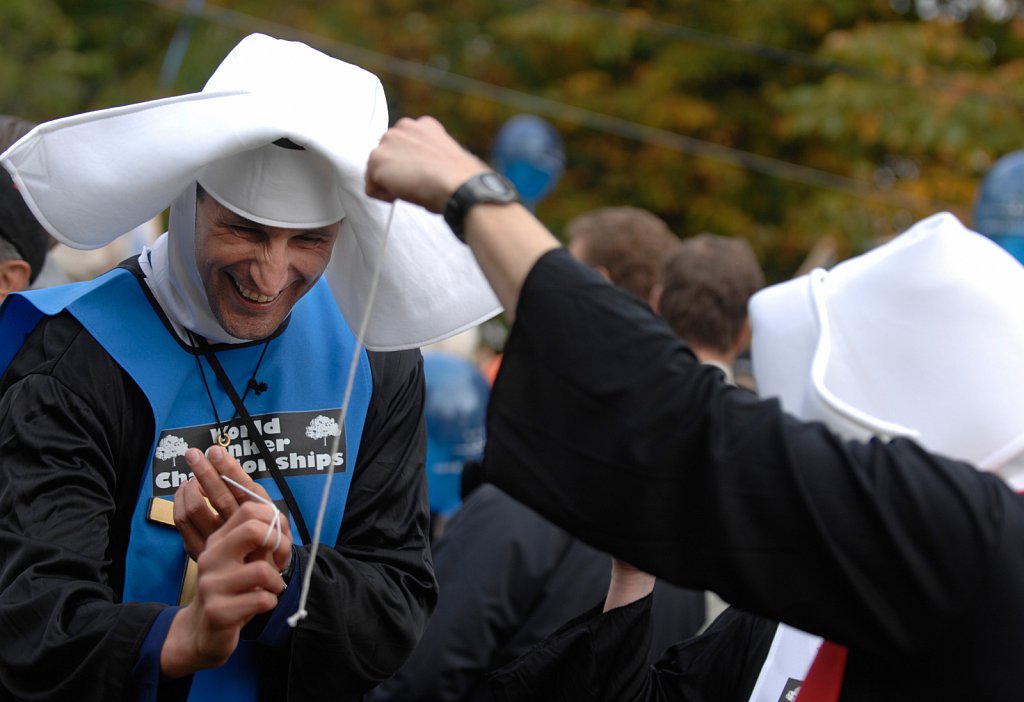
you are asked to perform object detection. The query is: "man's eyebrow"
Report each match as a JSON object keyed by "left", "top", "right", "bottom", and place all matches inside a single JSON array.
[
  {"left": 218, "top": 212, "right": 263, "bottom": 229},
  {"left": 300, "top": 226, "right": 337, "bottom": 237},
  {"left": 215, "top": 211, "right": 339, "bottom": 236}
]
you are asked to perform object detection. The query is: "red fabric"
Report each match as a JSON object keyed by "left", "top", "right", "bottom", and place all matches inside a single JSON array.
[{"left": 795, "top": 640, "right": 848, "bottom": 702}]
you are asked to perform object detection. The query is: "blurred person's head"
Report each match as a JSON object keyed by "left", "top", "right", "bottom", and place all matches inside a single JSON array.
[
  {"left": 0, "top": 116, "right": 48, "bottom": 299},
  {"left": 0, "top": 115, "right": 33, "bottom": 151},
  {"left": 973, "top": 150, "right": 1024, "bottom": 264},
  {"left": 565, "top": 206, "right": 679, "bottom": 300},
  {"left": 422, "top": 351, "right": 490, "bottom": 538},
  {"left": 653, "top": 233, "right": 765, "bottom": 366}
]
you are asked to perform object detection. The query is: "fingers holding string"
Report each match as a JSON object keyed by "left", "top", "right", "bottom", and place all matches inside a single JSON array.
[
  {"left": 192, "top": 445, "right": 276, "bottom": 516},
  {"left": 200, "top": 445, "right": 293, "bottom": 570},
  {"left": 173, "top": 468, "right": 222, "bottom": 560},
  {"left": 216, "top": 472, "right": 293, "bottom": 572}
]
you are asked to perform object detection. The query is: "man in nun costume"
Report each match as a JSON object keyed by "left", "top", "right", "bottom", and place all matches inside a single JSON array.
[
  {"left": 0, "top": 36, "right": 499, "bottom": 701},
  {"left": 470, "top": 211, "right": 1024, "bottom": 701},
  {"left": 365, "top": 117, "right": 1024, "bottom": 700}
]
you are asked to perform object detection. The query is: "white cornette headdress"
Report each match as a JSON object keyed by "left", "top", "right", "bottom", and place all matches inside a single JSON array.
[
  {"left": 0, "top": 33, "right": 501, "bottom": 349},
  {"left": 750, "top": 212, "right": 1024, "bottom": 488}
]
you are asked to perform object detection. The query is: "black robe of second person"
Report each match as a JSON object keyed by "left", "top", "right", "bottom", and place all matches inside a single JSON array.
[{"left": 481, "top": 248, "right": 1024, "bottom": 701}]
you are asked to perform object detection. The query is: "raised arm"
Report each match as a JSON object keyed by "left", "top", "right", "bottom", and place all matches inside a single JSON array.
[
  {"left": 366, "top": 116, "right": 558, "bottom": 321},
  {"left": 367, "top": 116, "right": 1015, "bottom": 666}
]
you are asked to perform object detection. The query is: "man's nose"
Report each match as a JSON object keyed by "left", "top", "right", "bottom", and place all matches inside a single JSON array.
[{"left": 250, "top": 243, "right": 289, "bottom": 294}]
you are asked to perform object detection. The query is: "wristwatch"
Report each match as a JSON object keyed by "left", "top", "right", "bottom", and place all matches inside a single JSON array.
[{"left": 443, "top": 171, "right": 521, "bottom": 241}]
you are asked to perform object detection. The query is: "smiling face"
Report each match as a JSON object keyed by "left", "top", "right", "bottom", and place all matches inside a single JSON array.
[{"left": 194, "top": 190, "right": 341, "bottom": 340}]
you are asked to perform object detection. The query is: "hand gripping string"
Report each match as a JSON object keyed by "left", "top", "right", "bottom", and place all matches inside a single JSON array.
[
  {"left": 220, "top": 474, "right": 283, "bottom": 552},
  {"left": 287, "top": 203, "right": 397, "bottom": 629}
]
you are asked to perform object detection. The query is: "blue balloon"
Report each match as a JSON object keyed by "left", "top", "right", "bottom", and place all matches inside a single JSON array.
[
  {"left": 973, "top": 151, "right": 1024, "bottom": 264},
  {"left": 492, "top": 115, "right": 565, "bottom": 205},
  {"left": 422, "top": 352, "right": 490, "bottom": 516}
]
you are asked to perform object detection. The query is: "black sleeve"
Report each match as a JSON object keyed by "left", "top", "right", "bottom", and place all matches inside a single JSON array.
[
  {"left": 0, "top": 312, "right": 161, "bottom": 702},
  {"left": 485, "top": 248, "right": 1012, "bottom": 660},
  {"left": 484, "top": 601, "right": 777, "bottom": 702},
  {"left": 647, "top": 581, "right": 705, "bottom": 666},
  {"left": 285, "top": 347, "right": 437, "bottom": 701},
  {"left": 484, "top": 596, "right": 655, "bottom": 702},
  {"left": 644, "top": 608, "right": 778, "bottom": 702}
]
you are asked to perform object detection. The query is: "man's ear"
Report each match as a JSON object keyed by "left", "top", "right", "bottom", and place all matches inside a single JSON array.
[
  {"left": 649, "top": 283, "right": 663, "bottom": 314},
  {"left": 0, "top": 258, "right": 32, "bottom": 298},
  {"left": 593, "top": 264, "right": 612, "bottom": 284},
  {"left": 728, "top": 317, "right": 753, "bottom": 361}
]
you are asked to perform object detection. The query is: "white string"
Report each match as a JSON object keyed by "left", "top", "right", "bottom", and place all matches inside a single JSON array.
[
  {"left": 288, "top": 202, "right": 397, "bottom": 628},
  {"left": 220, "top": 474, "right": 283, "bottom": 552}
]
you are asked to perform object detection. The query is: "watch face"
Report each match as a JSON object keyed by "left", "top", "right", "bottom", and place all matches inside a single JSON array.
[
  {"left": 444, "top": 171, "right": 521, "bottom": 240},
  {"left": 479, "top": 172, "right": 515, "bottom": 196}
]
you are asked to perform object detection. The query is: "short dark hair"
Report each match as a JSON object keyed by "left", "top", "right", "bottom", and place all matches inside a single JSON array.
[
  {"left": 0, "top": 115, "right": 33, "bottom": 150},
  {"left": 658, "top": 233, "right": 765, "bottom": 354},
  {"left": 565, "top": 207, "right": 679, "bottom": 299},
  {"left": 0, "top": 234, "right": 21, "bottom": 263},
  {"left": 0, "top": 116, "right": 48, "bottom": 283}
]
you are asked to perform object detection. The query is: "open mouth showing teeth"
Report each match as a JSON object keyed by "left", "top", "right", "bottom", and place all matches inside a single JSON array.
[{"left": 233, "top": 279, "right": 278, "bottom": 304}]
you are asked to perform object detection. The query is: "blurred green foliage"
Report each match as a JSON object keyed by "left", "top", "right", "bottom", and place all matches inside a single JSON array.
[{"left": 3, "top": 0, "right": 1024, "bottom": 280}]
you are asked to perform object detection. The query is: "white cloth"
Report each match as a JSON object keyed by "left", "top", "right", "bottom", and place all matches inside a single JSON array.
[
  {"left": 748, "top": 624, "right": 822, "bottom": 702},
  {"left": 750, "top": 211, "right": 1024, "bottom": 477},
  {"left": 137, "top": 183, "right": 233, "bottom": 344},
  {"left": 0, "top": 33, "right": 500, "bottom": 350},
  {"left": 748, "top": 211, "right": 1024, "bottom": 702}
]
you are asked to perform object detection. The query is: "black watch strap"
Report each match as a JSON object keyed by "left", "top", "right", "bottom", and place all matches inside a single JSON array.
[{"left": 443, "top": 172, "right": 520, "bottom": 241}]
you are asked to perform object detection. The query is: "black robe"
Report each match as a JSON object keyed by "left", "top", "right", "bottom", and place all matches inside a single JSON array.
[
  {"left": 0, "top": 292, "right": 436, "bottom": 701},
  {"left": 481, "top": 248, "right": 1024, "bottom": 701}
]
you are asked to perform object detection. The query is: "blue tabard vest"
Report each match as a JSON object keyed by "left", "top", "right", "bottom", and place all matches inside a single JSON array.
[{"left": 0, "top": 267, "right": 373, "bottom": 699}]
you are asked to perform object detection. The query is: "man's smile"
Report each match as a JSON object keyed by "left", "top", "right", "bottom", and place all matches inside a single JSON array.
[{"left": 230, "top": 275, "right": 281, "bottom": 305}]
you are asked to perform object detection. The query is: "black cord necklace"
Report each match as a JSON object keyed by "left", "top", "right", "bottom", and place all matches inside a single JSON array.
[
  {"left": 188, "top": 331, "right": 271, "bottom": 448},
  {"left": 186, "top": 331, "right": 312, "bottom": 544}
]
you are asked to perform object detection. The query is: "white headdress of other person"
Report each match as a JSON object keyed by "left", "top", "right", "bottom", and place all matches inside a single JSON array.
[
  {"left": 0, "top": 33, "right": 501, "bottom": 349},
  {"left": 749, "top": 212, "right": 1024, "bottom": 489}
]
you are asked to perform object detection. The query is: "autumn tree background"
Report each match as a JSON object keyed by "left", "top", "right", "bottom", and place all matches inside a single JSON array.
[{"left": 3, "top": 0, "right": 1024, "bottom": 280}]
